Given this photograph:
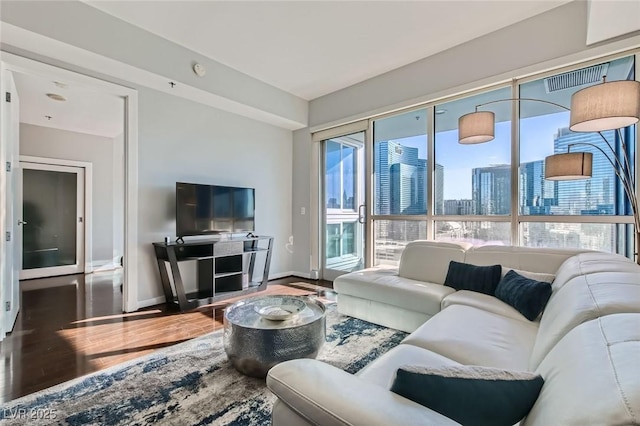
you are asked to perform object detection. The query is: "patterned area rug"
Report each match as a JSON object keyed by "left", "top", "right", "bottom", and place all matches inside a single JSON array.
[{"left": 1, "top": 302, "right": 406, "bottom": 425}]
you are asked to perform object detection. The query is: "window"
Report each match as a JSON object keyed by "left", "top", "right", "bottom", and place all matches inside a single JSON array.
[
  {"left": 374, "top": 220, "right": 427, "bottom": 266},
  {"left": 430, "top": 87, "right": 513, "bottom": 248},
  {"left": 435, "top": 87, "right": 512, "bottom": 216},
  {"left": 372, "top": 109, "right": 428, "bottom": 265},
  {"left": 326, "top": 222, "right": 358, "bottom": 259},
  {"left": 326, "top": 140, "right": 357, "bottom": 211},
  {"left": 373, "top": 109, "right": 428, "bottom": 215},
  {"left": 435, "top": 221, "right": 511, "bottom": 245},
  {"left": 518, "top": 55, "right": 636, "bottom": 254}
]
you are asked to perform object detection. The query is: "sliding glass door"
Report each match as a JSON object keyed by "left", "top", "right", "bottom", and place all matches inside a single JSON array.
[{"left": 322, "top": 131, "right": 367, "bottom": 280}]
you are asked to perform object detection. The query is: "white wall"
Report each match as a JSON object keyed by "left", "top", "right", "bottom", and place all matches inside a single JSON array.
[
  {"left": 291, "top": 128, "right": 313, "bottom": 277},
  {"left": 20, "top": 123, "right": 119, "bottom": 266},
  {"left": 136, "top": 87, "right": 293, "bottom": 302}
]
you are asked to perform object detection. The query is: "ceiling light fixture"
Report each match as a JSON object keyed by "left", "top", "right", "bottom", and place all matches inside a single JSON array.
[{"left": 46, "top": 93, "right": 67, "bottom": 102}]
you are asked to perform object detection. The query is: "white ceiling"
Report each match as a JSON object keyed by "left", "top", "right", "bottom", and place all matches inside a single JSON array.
[
  {"left": 13, "top": 71, "right": 124, "bottom": 138},
  {"left": 86, "top": 0, "right": 572, "bottom": 100}
]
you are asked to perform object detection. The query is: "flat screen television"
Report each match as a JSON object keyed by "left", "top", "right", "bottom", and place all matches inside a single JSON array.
[{"left": 176, "top": 182, "right": 255, "bottom": 237}]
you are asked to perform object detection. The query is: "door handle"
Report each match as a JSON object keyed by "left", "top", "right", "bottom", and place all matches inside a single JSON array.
[
  {"left": 358, "top": 204, "right": 366, "bottom": 224},
  {"left": 18, "top": 219, "right": 27, "bottom": 226}
]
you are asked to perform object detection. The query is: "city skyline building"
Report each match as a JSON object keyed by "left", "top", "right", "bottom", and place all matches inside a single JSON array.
[
  {"left": 553, "top": 127, "right": 618, "bottom": 215},
  {"left": 375, "top": 140, "right": 443, "bottom": 215},
  {"left": 471, "top": 164, "right": 511, "bottom": 215},
  {"left": 519, "top": 160, "right": 557, "bottom": 215},
  {"left": 444, "top": 199, "right": 473, "bottom": 215},
  {"left": 375, "top": 140, "right": 418, "bottom": 214}
]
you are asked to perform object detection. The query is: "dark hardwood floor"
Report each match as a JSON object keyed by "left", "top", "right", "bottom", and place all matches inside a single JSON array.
[{"left": 0, "top": 271, "right": 334, "bottom": 403}]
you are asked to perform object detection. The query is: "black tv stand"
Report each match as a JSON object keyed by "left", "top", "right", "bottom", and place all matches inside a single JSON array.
[{"left": 152, "top": 236, "right": 273, "bottom": 311}]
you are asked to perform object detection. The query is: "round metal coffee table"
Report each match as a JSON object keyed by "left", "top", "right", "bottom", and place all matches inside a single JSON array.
[{"left": 223, "top": 295, "right": 326, "bottom": 378}]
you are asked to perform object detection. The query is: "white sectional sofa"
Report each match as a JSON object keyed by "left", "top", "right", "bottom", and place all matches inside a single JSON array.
[{"left": 266, "top": 241, "right": 640, "bottom": 425}]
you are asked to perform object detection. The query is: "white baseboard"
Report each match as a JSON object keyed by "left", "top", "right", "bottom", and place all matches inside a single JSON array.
[
  {"left": 137, "top": 296, "right": 167, "bottom": 310},
  {"left": 268, "top": 271, "right": 295, "bottom": 280},
  {"left": 291, "top": 271, "right": 312, "bottom": 279}
]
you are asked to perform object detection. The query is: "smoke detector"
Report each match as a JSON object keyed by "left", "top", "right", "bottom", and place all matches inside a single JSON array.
[{"left": 193, "top": 63, "right": 206, "bottom": 77}]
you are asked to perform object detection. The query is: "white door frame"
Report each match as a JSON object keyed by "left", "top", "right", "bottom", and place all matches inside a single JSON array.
[
  {"left": 0, "top": 52, "right": 139, "bottom": 313},
  {"left": 20, "top": 156, "right": 93, "bottom": 278},
  {"left": 1, "top": 67, "right": 20, "bottom": 337}
]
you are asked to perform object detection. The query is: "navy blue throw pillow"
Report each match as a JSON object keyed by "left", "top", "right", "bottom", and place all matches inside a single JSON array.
[
  {"left": 444, "top": 261, "right": 502, "bottom": 295},
  {"left": 390, "top": 365, "right": 544, "bottom": 426},
  {"left": 495, "top": 270, "right": 552, "bottom": 321}
]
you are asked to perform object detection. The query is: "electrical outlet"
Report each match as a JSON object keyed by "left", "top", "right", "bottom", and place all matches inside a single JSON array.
[
  {"left": 5, "top": 301, "right": 10, "bottom": 311},
  {"left": 300, "top": 207, "right": 306, "bottom": 215}
]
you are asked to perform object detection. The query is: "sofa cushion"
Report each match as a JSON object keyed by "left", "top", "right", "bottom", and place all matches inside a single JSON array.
[
  {"left": 334, "top": 267, "right": 455, "bottom": 316},
  {"left": 441, "top": 290, "right": 529, "bottom": 322},
  {"left": 267, "top": 359, "right": 459, "bottom": 426},
  {"left": 524, "top": 314, "right": 640, "bottom": 426},
  {"left": 337, "top": 294, "right": 436, "bottom": 333},
  {"left": 552, "top": 251, "right": 639, "bottom": 292},
  {"left": 529, "top": 270, "right": 640, "bottom": 369},
  {"left": 391, "top": 365, "right": 544, "bottom": 426},
  {"left": 495, "top": 270, "right": 552, "bottom": 321},
  {"left": 357, "top": 344, "right": 459, "bottom": 388},
  {"left": 399, "top": 240, "right": 471, "bottom": 284},
  {"left": 403, "top": 304, "right": 539, "bottom": 371},
  {"left": 444, "top": 261, "right": 502, "bottom": 295},
  {"left": 465, "top": 245, "right": 584, "bottom": 274}
]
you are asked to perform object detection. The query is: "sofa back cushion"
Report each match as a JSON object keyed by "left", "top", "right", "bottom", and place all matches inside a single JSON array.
[
  {"left": 551, "top": 251, "right": 639, "bottom": 292},
  {"left": 524, "top": 314, "right": 640, "bottom": 426},
  {"left": 529, "top": 268, "right": 640, "bottom": 369},
  {"left": 464, "top": 245, "right": 585, "bottom": 274},
  {"left": 399, "top": 241, "right": 471, "bottom": 284}
]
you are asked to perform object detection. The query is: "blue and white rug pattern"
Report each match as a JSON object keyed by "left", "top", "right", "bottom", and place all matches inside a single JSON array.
[{"left": 1, "top": 303, "right": 406, "bottom": 425}]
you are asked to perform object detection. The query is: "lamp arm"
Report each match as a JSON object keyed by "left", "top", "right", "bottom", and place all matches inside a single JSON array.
[
  {"left": 592, "top": 132, "right": 633, "bottom": 188},
  {"left": 568, "top": 142, "right": 639, "bottom": 227},
  {"left": 475, "top": 98, "right": 570, "bottom": 112},
  {"left": 616, "top": 128, "right": 635, "bottom": 188}
]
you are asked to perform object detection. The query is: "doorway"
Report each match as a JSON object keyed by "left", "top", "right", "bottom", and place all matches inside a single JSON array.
[
  {"left": 19, "top": 161, "right": 86, "bottom": 279},
  {"left": 321, "top": 130, "right": 368, "bottom": 281},
  {"left": 0, "top": 52, "right": 139, "bottom": 341}
]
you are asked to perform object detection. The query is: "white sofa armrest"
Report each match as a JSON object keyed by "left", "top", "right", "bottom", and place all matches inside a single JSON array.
[{"left": 267, "top": 359, "right": 460, "bottom": 426}]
